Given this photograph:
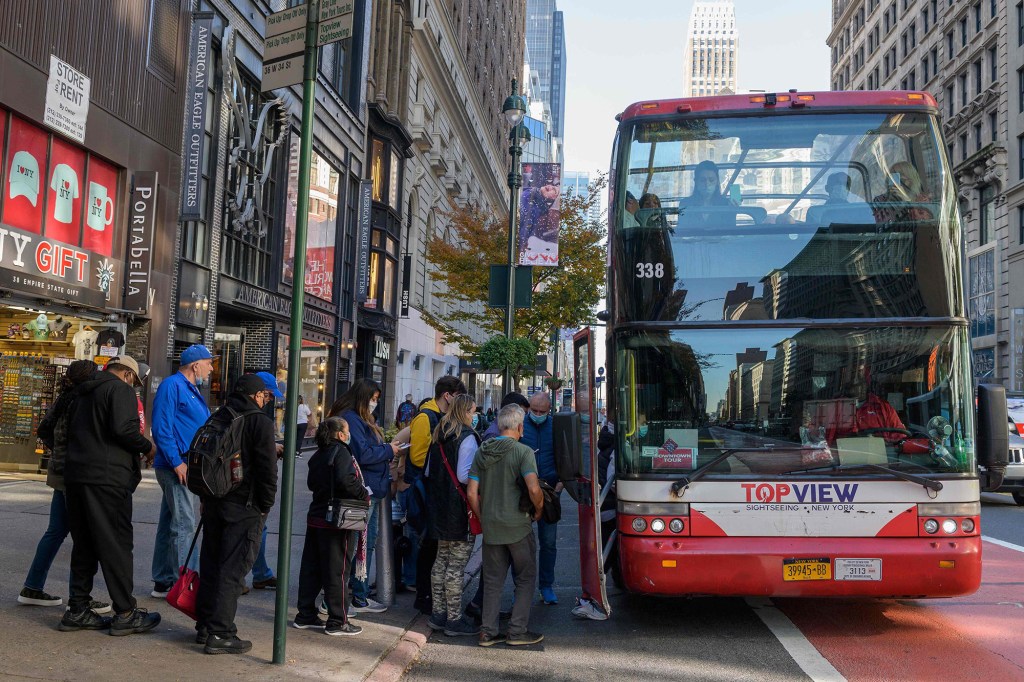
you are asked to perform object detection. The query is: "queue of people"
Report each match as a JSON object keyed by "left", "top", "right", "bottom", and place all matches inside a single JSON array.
[{"left": 18, "top": 357, "right": 563, "bottom": 652}]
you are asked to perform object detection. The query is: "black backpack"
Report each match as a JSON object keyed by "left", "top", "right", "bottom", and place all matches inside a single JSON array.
[{"left": 186, "top": 406, "right": 253, "bottom": 498}]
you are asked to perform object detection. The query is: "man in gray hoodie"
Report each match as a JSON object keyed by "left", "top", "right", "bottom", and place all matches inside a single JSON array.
[{"left": 467, "top": 404, "right": 544, "bottom": 647}]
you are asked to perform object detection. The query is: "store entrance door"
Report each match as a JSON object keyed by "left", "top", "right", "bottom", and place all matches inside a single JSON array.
[{"left": 213, "top": 330, "right": 244, "bottom": 406}]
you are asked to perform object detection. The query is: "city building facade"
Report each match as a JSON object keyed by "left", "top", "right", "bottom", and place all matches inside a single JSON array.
[
  {"left": 828, "top": 0, "right": 1023, "bottom": 392},
  {"left": 683, "top": 0, "right": 738, "bottom": 97},
  {"left": 525, "top": 0, "right": 565, "bottom": 161}
]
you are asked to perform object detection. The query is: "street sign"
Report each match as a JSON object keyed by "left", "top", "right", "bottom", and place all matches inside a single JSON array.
[
  {"left": 264, "top": 27, "right": 306, "bottom": 61},
  {"left": 262, "top": 54, "right": 304, "bottom": 91},
  {"left": 317, "top": 13, "right": 354, "bottom": 45},
  {"left": 319, "top": 0, "right": 354, "bottom": 21},
  {"left": 265, "top": 4, "right": 307, "bottom": 37}
]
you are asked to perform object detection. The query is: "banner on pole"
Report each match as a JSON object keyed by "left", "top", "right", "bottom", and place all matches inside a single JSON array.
[
  {"left": 518, "top": 162, "right": 561, "bottom": 267},
  {"left": 400, "top": 254, "right": 411, "bottom": 317},
  {"left": 180, "top": 12, "right": 214, "bottom": 221},
  {"left": 356, "top": 180, "right": 372, "bottom": 303}
]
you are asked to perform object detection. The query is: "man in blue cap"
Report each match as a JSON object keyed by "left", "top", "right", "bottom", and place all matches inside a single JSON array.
[
  {"left": 149, "top": 344, "right": 215, "bottom": 598},
  {"left": 246, "top": 370, "right": 284, "bottom": 591}
]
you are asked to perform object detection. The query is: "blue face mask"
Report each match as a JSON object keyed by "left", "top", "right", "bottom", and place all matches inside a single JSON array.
[
  {"left": 638, "top": 425, "right": 649, "bottom": 438},
  {"left": 472, "top": 414, "right": 480, "bottom": 428},
  {"left": 529, "top": 412, "right": 547, "bottom": 425}
]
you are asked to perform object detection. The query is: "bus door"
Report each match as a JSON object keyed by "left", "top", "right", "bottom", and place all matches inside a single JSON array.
[{"left": 571, "top": 328, "right": 611, "bottom": 617}]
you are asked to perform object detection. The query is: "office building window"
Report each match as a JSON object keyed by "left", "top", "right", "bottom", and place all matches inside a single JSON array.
[
  {"left": 922, "top": 55, "right": 929, "bottom": 82},
  {"left": 960, "top": 133, "right": 968, "bottom": 160},
  {"left": 974, "top": 122, "right": 983, "bottom": 152},
  {"left": 960, "top": 73, "right": 968, "bottom": 106},
  {"left": 947, "top": 30, "right": 954, "bottom": 59},
  {"left": 991, "top": 111, "right": 998, "bottom": 142},
  {"left": 946, "top": 84, "right": 955, "bottom": 117},
  {"left": 1019, "top": 67, "right": 1024, "bottom": 112},
  {"left": 961, "top": 17, "right": 968, "bottom": 46},
  {"left": 979, "top": 185, "right": 995, "bottom": 244},
  {"left": 992, "top": 0, "right": 997, "bottom": 18},
  {"left": 1019, "top": 134, "right": 1024, "bottom": 179},
  {"left": 922, "top": 8, "right": 929, "bottom": 32},
  {"left": 908, "top": 68, "right": 916, "bottom": 90},
  {"left": 974, "top": 60, "right": 982, "bottom": 95},
  {"left": 1019, "top": 2, "right": 1024, "bottom": 46},
  {"left": 968, "top": 250, "right": 995, "bottom": 337},
  {"left": 990, "top": 46, "right": 997, "bottom": 83},
  {"left": 1019, "top": 205, "right": 1024, "bottom": 244}
]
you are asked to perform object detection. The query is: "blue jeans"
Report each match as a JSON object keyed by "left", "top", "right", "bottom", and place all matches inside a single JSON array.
[
  {"left": 349, "top": 496, "right": 382, "bottom": 603},
  {"left": 151, "top": 466, "right": 198, "bottom": 587},
  {"left": 24, "top": 490, "right": 70, "bottom": 591},
  {"left": 250, "top": 523, "right": 274, "bottom": 581},
  {"left": 537, "top": 517, "right": 558, "bottom": 590}
]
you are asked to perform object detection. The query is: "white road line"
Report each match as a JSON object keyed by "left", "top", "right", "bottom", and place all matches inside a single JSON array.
[
  {"left": 982, "top": 535, "right": 1024, "bottom": 553},
  {"left": 745, "top": 597, "right": 846, "bottom": 682}
]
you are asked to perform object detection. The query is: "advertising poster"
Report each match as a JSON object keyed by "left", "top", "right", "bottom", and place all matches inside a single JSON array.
[
  {"left": 4, "top": 116, "right": 47, "bottom": 235},
  {"left": 45, "top": 137, "right": 85, "bottom": 244},
  {"left": 81, "top": 156, "right": 118, "bottom": 257},
  {"left": 518, "top": 162, "right": 561, "bottom": 266},
  {"left": 282, "top": 141, "right": 338, "bottom": 300}
]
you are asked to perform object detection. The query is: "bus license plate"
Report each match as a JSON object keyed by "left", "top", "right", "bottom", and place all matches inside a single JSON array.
[
  {"left": 834, "top": 558, "right": 882, "bottom": 581},
  {"left": 782, "top": 558, "right": 831, "bottom": 581}
]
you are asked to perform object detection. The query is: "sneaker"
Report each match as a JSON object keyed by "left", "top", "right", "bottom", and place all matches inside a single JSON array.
[
  {"left": 427, "top": 613, "right": 447, "bottom": 631},
  {"left": 241, "top": 584, "right": 251, "bottom": 595},
  {"left": 57, "top": 608, "right": 112, "bottom": 632},
  {"left": 109, "top": 608, "right": 161, "bottom": 636},
  {"left": 325, "top": 621, "right": 362, "bottom": 636},
  {"left": 150, "top": 583, "right": 172, "bottom": 599},
  {"left": 444, "top": 617, "right": 481, "bottom": 637},
  {"left": 89, "top": 600, "right": 112, "bottom": 615},
  {"left": 293, "top": 614, "right": 326, "bottom": 630},
  {"left": 195, "top": 627, "right": 208, "bottom": 645},
  {"left": 506, "top": 630, "right": 544, "bottom": 646},
  {"left": 351, "top": 597, "right": 387, "bottom": 614},
  {"left": 204, "top": 634, "right": 253, "bottom": 654},
  {"left": 18, "top": 587, "right": 62, "bottom": 607},
  {"left": 252, "top": 577, "right": 277, "bottom": 590},
  {"left": 540, "top": 587, "right": 558, "bottom": 605},
  {"left": 478, "top": 632, "right": 506, "bottom": 647},
  {"left": 318, "top": 599, "right": 355, "bottom": 619}
]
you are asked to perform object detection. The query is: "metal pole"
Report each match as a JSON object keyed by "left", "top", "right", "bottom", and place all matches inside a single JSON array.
[
  {"left": 502, "top": 79, "right": 523, "bottom": 392},
  {"left": 272, "top": 0, "right": 318, "bottom": 665}
]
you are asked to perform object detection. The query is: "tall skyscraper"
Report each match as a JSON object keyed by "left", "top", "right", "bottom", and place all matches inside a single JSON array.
[
  {"left": 683, "top": 1, "right": 738, "bottom": 97},
  {"left": 562, "top": 171, "right": 602, "bottom": 224},
  {"left": 526, "top": 0, "right": 566, "bottom": 139}
]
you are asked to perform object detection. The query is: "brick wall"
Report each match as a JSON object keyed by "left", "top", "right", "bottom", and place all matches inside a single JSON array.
[
  {"left": 241, "top": 320, "right": 274, "bottom": 371},
  {"left": 125, "top": 320, "right": 151, "bottom": 363}
]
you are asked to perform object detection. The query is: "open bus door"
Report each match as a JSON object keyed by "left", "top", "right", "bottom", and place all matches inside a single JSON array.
[{"left": 553, "top": 328, "right": 611, "bottom": 619}]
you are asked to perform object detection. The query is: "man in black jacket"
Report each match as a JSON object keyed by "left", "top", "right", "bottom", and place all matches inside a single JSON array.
[
  {"left": 61, "top": 357, "right": 159, "bottom": 635},
  {"left": 195, "top": 373, "right": 280, "bottom": 654}
]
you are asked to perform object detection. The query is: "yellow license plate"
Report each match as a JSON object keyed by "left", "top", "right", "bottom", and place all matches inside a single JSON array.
[{"left": 782, "top": 557, "right": 832, "bottom": 581}]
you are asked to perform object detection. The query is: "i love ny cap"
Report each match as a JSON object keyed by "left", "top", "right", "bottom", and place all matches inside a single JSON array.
[{"left": 8, "top": 151, "right": 40, "bottom": 206}]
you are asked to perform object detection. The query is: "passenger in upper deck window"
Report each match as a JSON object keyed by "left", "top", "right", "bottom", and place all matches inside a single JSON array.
[
  {"left": 637, "top": 193, "right": 668, "bottom": 229},
  {"left": 871, "top": 161, "right": 932, "bottom": 224},
  {"left": 622, "top": 191, "right": 640, "bottom": 228},
  {"left": 680, "top": 160, "right": 735, "bottom": 209}
]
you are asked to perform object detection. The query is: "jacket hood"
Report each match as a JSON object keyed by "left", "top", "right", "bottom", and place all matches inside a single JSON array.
[
  {"left": 475, "top": 436, "right": 519, "bottom": 470},
  {"left": 76, "top": 370, "right": 122, "bottom": 395}
]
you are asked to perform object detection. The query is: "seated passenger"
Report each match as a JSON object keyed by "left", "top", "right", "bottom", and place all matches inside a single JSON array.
[
  {"left": 806, "top": 172, "right": 870, "bottom": 225},
  {"left": 871, "top": 161, "right": 932, "bottom": 224},
  {"left": 678, "top": 160, "right": 736, "bottom": 225},
  {"left": 637, "top": 193, "right": 668, "bottom": 229},
  {"left": 623, "top": 191, "right": 640, "bottom": 228}
]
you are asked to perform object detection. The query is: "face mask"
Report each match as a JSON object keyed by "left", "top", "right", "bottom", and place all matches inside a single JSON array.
[
  {"left": 472, "top": 414, "right": 480, "bottom": 428},
  {"left": 340, "top": 432, "right": 350, "bottom": 445},
  {"left": 529, "top": 412, "right": 546, "bottom": 425},
  {"left": 638, "top": 425, "right": 649, "bottom": 438},
  {"left": 368, "top": 400, "right": 378, "bottom": 413},
  {"left": 195, "top": 377, "right": 205, "bottom": 388}
]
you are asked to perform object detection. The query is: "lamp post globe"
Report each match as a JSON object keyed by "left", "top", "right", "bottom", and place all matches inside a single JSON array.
[{"left": 500, "top": 79, "right": 529, "bottom": 392}]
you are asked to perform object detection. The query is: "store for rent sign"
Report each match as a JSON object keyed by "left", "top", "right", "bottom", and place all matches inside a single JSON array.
[{"left": 43, "top": 56, "right": 90, "bottom": 143}]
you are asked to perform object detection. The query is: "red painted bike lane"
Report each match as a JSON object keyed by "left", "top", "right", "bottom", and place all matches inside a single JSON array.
[{"left": 774, "top": 540, "right": 1024, "bottom": 681}]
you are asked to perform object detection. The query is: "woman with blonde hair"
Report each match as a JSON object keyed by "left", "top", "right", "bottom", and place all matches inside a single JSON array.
[
  {"left": 425, "top": 393, "right": 481, "bottom": 636},
  {"left": 327, "top": 378, "right": 399, "bottom": 613}
]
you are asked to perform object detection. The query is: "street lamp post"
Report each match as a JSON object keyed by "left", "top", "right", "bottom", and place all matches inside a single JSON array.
[{"left": 501, "top": 79, "right": 529, "bottom": 392}]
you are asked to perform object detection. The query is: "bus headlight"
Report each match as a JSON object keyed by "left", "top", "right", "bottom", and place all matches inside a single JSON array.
[
  {"left": 669, "top": 518, "right": 684, "bottom": 533},
  {"left": 960, "top": 518, "right": 975, "bottom": 533},
  {"left": 941, "top": 519, "right": 958, "bottom": 534},
  {"left": 923, "top": 519, "right": 939, "bottom": 534},
  {"left": 631, "top": 518, "right": 648, "bottom": 532},
  {"left": 650, "top": 518, "right": 666, "bottom": 533}
]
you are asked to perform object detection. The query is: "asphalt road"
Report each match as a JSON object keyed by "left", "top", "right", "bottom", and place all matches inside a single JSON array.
[{"left": 405, "top": 490, "right": 1024, "bottom": 682}]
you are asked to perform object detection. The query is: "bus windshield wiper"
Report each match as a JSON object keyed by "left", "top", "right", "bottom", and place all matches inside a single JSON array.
[
  {"left": 786, "top": 462, "right": 943, "bottom": 493},
  {"left": 670, "top": 447, "right": 777, "bottom": 497}
]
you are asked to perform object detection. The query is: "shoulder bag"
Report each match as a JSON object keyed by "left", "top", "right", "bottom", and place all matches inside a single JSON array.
[
  {"left": 166, "top": 520, "right": 202, "bottom": 620},
  {"left": 325, "top": 448, "right": 371, "bottom": 531},
  {"left": 438, "top": 441, "right": 482, "bottom": 535}
]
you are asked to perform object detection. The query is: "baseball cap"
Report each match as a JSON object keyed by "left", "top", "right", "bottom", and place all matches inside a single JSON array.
[
  {"left": 234, "top": 373, "right": 266, "bottom": 396},
  {"left": 255, "top": 371, "right": 284, "bottom": 399},
  {"left": 180, "top": 344, "right": 217, "bottom": 366},
  {"left": 9, "top": 151, "right": 40, "bottom": 206},
  {"left": 106, "top": 355, "right": 143, "bottom": 386}
]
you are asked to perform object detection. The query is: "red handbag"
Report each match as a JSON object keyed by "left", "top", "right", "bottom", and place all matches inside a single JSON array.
[
  {"left": 439, "top": 442, "right": 482, "bottom": 535},
  {"left": 166, "top": 521, "right": 202, "bottom": 620}
]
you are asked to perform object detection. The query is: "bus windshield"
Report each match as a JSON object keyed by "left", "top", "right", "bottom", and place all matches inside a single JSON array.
[
  {"left": 615, "top": 325, "right": 976, "bottom": 476},
  {"left": 614, "top": 112, "right": 960, "bottom": 322}
]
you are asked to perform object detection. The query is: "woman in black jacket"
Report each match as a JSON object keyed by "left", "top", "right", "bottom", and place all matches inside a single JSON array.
[
  {"left": 425, "top": 394, "right": 481, "bottom": 636},
  {"left": 294, "top": 417, "right": 369, "bottom": 636}
]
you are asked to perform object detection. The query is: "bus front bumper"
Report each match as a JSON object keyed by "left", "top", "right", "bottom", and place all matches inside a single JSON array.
[{"left": 617, "top": 535, "right": 981, "bottom": 598}]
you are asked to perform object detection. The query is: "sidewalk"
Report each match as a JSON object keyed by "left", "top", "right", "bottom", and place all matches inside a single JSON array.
[{"left": 0, "top": 462, "right": 421, "bottom": 681}]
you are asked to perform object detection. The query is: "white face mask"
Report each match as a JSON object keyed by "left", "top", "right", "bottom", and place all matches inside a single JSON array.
[{"left": 368, "top": 400, "right": 378, "bottom": 413}]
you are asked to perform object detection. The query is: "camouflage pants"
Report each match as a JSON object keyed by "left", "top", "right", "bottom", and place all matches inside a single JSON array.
[{"left": 430, "top": 539, "right": 474, "bottom": 621}]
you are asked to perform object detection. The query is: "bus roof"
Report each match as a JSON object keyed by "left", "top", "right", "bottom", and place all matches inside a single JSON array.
[{"left": 618, "top": 91, "right": 938, "bottom": 122}]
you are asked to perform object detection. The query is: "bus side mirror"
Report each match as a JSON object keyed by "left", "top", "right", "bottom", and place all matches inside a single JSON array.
[
  {"left": 553, "top": 412, "right": 583, "bottom": 503},
  {"left": 977, "top": 383, "right": 1008, "bottom": 492}
]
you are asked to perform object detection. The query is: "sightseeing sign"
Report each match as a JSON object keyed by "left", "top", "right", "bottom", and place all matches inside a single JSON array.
[{"left": 261, "top": 1, "right": 356, "bottom": 92}]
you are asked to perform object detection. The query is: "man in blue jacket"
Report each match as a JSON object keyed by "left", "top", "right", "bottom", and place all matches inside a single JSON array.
[
  {"left": 521, "top": 391, "right": 560, "bottom": 605},
  {"left": 149, "top": 344, "right": 214, "bottom": 597}
]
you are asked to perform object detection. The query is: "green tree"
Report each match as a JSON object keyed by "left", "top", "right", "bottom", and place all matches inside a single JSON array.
[
  {"left": 477, "top": 336, "right": 538, "bottom": 386},
  {"left": 421, "top": 174, "right": 607, "bottom": 355}
]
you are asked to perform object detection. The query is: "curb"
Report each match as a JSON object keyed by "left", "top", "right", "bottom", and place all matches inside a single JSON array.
[{"left": 364, "top": 614, "right": 432, "bottom": 682}]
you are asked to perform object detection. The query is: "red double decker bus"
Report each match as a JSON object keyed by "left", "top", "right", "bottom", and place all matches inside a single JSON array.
[{"left": 560, "top": 91, "right": 1008, "bottom": 617}]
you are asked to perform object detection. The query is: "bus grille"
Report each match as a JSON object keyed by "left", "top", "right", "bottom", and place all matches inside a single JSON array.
[{"left": 1010, "top": 448, "right": 1024, "bottom": 465}]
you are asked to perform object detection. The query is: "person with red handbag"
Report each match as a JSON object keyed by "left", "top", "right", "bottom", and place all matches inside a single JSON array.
[{"left": 425, "top": 394, "right": 482, "bottom": 637}]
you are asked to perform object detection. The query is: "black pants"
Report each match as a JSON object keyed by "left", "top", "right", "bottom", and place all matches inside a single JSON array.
[
  {"left": 416, "top": 536, "right": 438, "bottom": 600},
  {"left": 65, "top": 483, "right": 137, "bottom": 614},
  {"left": 196, "top": 498, "right": 263, "bottom": 637},
  {"left": 297, "top": 526, "right": 354, "bottom": 624}
]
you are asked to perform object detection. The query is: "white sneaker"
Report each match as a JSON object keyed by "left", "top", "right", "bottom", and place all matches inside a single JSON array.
[
  {"left": 351, "top": 598, "right": 387, "bottom": 614},
  {"left": 150, "top": 587, "right": 170, "bottom": 599}
]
